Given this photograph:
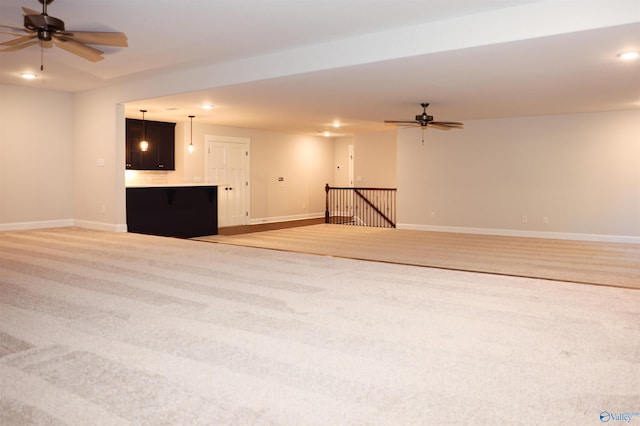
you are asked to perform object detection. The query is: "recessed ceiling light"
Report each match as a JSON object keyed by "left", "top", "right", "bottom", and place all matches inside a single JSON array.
[
  {"left": 332, "top": 121, "right": 341, "bottom": 128},
  {"left": 201, "top": 104, "right": 214, "bottom": 110},
  {"left": 617, "top": 50, "right": 639, "bottom": 60},
  {"left": 323, "top": 131, "right": 331, "bottom": 137},
  {"left": 21, "top": 73, "right": 37, "bottom": 80}
]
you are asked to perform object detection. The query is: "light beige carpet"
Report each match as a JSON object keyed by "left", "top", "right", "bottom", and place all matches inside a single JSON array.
[
  {"left": 198, "top": 224, "right": 640, "bottom": 290},
  {"left": 1, "top": 227, "right": 639, "bottom": 425}
]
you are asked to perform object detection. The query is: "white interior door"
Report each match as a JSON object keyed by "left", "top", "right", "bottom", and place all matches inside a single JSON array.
[{"left": 205, "top": 136, "right": 250, "bottom": 228}]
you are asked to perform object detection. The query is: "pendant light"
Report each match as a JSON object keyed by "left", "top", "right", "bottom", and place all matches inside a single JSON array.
[
  {"left": 188, "top": 115, "right": 195, "bottom": 154},
  {"left": 139, "top": 110, "right": 149, "bottom": 152}
]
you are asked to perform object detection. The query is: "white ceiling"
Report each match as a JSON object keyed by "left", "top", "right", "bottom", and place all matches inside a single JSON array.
[{"left": 1, "top": 0, "right": 639, "bottom": 136}]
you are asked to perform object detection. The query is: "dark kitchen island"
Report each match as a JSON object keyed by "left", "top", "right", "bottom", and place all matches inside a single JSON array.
[{"left": 126, "top": 185, "right": 217, "bottom": 238}]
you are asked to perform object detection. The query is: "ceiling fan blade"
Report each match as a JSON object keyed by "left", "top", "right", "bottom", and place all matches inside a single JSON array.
[
  {"left": 21, "top": 6, "right": 41, "bottom": 15},
  {"left": 0, "top": 34, "right": 37, "bottom": 46},
  {"left": 61, "top": 31, "right": 128, "bottom": 47},
  {"left": 384, "top": 120, "right": 420, "bottom": 124},
  {"left": 53, "top": 36, "right": 104, "bottom": 61},
  {"left": 431, "top": 121, "right": 464, "bottom": 127},
  {"left": 429, "top": 123, "right": 454, "bottom": 130},
  {"left": 0, "top": 24, "right": 29, "bottom": 35},
  {"left": 0, "top": 39, "right": 38, "bottom": 52}
]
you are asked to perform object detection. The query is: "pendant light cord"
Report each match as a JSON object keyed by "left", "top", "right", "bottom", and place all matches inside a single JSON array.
[
  {"left": 189, "top": 115, "right": 195, "bottom": 148},
  {"left": 141, "top": 109, "right": 147, "bottom": 140}
]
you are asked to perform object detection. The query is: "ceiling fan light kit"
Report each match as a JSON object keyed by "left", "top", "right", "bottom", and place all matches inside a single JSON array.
[{"left": 0, "top": 0, "right": 128, "bottom": 64}]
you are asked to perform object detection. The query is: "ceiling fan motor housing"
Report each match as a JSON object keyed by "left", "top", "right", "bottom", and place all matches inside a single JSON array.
[{"left": 24, "top": 14, "right": 65, "bottom": 41}]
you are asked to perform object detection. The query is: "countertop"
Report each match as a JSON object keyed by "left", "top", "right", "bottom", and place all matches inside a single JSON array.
[{"left": 126, "top": 183, "right": 218, "bottom": 188}]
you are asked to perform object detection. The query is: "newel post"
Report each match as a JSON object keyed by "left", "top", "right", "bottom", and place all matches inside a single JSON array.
[{"left": 325, "top": 183, "right": 330, "bottom": 223}]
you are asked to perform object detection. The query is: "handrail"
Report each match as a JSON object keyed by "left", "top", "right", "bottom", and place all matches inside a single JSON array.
[
  {"left": 325, "top": 184, "right": 397, "bottom": 228},
  {"left": 354, "top": 189, "right": 395, "bottom": 228}
]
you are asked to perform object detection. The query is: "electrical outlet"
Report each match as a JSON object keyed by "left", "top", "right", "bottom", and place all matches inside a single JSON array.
[
  {"left": 522, "top": 215, "right": 528, "bottom": 223},
  {"left": 543, "top": 216, "right": 549, "bottom": 224}
]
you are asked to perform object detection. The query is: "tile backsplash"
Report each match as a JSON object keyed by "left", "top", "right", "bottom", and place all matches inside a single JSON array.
[{"left": 125, "top": 170, "right": 169, "bottom": 186}]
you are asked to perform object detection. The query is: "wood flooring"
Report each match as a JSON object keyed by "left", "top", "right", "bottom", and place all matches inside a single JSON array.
[
  {"left": 199, "top": 224, "right": 640, "bottom": 290},
  {"left": 218, "top": 217, "right": 325, "bottom": 235}
]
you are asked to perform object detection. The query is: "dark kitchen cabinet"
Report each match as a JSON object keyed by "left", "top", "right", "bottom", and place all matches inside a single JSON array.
[{"left": 126, "top": 118, "right": 176, "bottom": 170}]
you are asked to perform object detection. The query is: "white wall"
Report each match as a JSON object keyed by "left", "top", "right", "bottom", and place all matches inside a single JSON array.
[
  {"left": 72, "top": 93, "right": 126, "bottom": 231},
  {"left": 0, "top": 84, "right": 73, "bottom": 230},
  {"left": 397, "top": 109, "right": 640, "bottom": 242},
  {"left": 353, "top": 131, "right": 396, "bottom": 188},
  {"left": 333, "top": 137, "right": 353, "bottom": 187},
  {"left": 249, "top": 130, "right": 333, "bottom": 222}
]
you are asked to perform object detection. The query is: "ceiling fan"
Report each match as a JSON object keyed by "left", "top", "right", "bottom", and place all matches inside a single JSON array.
[
  {"left": 385, "top": 103, "right": 464, "bottom": 130},
  {"left": 0, "top": 0, "right": 127, "bottom": 63}
]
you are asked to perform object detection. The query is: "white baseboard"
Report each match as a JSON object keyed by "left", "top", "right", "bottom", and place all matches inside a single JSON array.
[
  {"left": 249, "top": 212, "right": 324, "bottom": 226},
  {"left": 0, "top": 219, "right": 74, "bottom": 232},
  {"left": 73, "top": 220, "right": 128, "bottom": 232},
  {"left": 397, "top": 223, "right": 640, "bottom": 244}
]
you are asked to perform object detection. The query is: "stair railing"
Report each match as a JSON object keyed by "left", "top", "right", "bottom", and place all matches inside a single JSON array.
[{"left": 325, "top": 184, "right": 397, "bottom": 228}]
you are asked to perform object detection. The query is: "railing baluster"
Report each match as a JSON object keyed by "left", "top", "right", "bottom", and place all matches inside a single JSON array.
[{"left": 324, "top": 184, "right": 396, "bottom": 228}]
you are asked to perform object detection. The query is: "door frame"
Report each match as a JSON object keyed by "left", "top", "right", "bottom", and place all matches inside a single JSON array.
[{"left": 204, "top": 135, "right": 250, "bottom": 226}]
